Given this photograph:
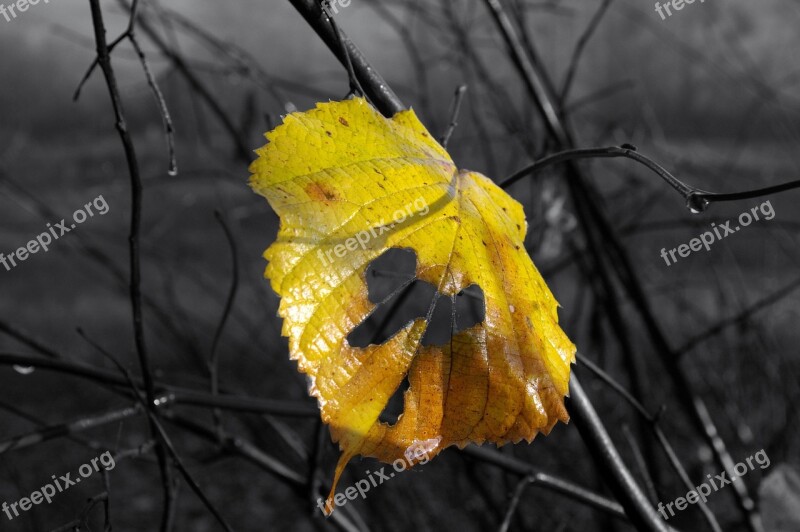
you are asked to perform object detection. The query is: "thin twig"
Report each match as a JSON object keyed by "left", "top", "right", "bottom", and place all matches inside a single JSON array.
[
  {"left": 677, "top": 275, "right": 800, "bottom": 357},
  {"left": 289, "top": 0, "right": 404, "bottom": 117},
  {"left": 498, "top": 474, "right": 533, "bottom": 532},
  {"left": 0, "top": 400, "right": 100, "bottom": 454},
  {"left": 558, "top": 0, "right": 614, "bottom": 104},
  {"left": 440, "top": 84, "right": 467, "bottom": 149},
  {"left": 0, "top": 404, "right": 141, "bottom": 455},
  {"left": 461, "top": 445, "right": 628, "bottom": 520},
  {"left": 0, "top": 319, "right": 61, "bottom": 359},
  {"left": 622, "top": 424, "right": 660, "bottom": 505},
  {"left": 321, "top": 1, "right": 367, "bottom": 99},
  {"left": 209, "top": 210, "right": 240, "bottom": 438},
  {"left": 563, "top": 79, "right": 636, "bottom": 113},
  {"left": 50, "top": 492, "right": 110, "bottom": 532},
  {"left": 129, "top": 33, "right": 178, "bottom": 175}
]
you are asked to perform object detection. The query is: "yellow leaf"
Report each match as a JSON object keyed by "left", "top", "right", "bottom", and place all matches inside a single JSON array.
[{"left": 249, "top": 97, "right": 575, "bottom": 511}]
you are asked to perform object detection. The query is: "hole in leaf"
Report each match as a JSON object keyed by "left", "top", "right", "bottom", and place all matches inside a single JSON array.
[
  {"left": 379, "top": 375, "right": 410, "bottom": 425},
  {"left": 364, "top": 247, "right": 417, "bottom": 304},
  {"left": 349, "top": 247, "right": 488, "bottom": 426},
  {"left": 454, "top": 283, "right": 486, "bottom": 335},
  {"left": 347, "top": 248, "right": 486, "bottom": 348}
]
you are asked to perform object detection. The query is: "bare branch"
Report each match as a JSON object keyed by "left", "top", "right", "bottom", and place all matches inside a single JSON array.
[
  {"left": 84, "top": 2, "right": 176, "bottom": 528},
  {"left": 440, "top": 85, "right": 468, "bottom": 149}
]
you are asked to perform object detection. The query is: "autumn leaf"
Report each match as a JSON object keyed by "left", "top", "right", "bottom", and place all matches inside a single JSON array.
[{"left": 249, "top": 97, "right": 576, "bottom": 510}]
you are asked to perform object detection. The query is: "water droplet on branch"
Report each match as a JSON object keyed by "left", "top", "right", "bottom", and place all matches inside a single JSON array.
[{"left": 686, "top": 193, "right": 709, "bottom": 214}]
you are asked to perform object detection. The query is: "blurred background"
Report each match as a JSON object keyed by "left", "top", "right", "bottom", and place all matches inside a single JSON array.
[{"left": 1, "top": 0, "right": 799, "bottom": 530}]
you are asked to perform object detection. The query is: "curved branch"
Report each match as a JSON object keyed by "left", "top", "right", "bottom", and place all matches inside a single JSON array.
[
  {"left": 500, "top": 145, "right": 800, "bottom": 211},
  {"left": 209, "top": 210, "right": 240, "bottom": 434}
]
